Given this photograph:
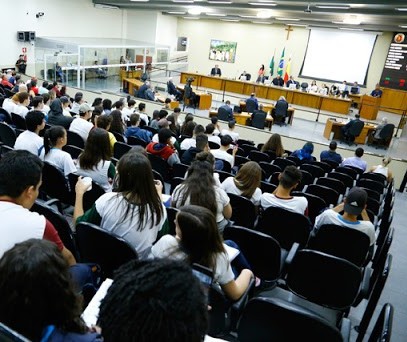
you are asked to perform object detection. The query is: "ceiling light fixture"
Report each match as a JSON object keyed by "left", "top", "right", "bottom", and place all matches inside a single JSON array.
[
  {"left": 206, "top": 13, "right": 227, "bottom": 16},
  {"left": 339, "top": 27, "right": 364, "bottom": 31},
  {"left": 315, "top": 5, "right": 350, "bottom": 10},
  {"left": 248, "top": 2, "right": 277, "bottom": 6},
  {"left": 188, "top": 7, "right": 203, "bottom": 15},
  {"left": 239, "top": 15, "right": 258, "bottom": 18},
  {"left": 130, "top": 0, "right": 150, "bottom": 2},
  {"left": 221, "top": 19, "right": 240, "bottom": 22},
  {"left": 275, "top": 17, "right": 301, "bottom": 21},
  {"left": 395, "top": 8, "right": 407, "bottom": 11},
  {"left": 399, "top": 25, "right": 407, "bottom": 28},
  {"left": 208, "top": 0, "right": 232, "bottom": 4},
  {"left": 183, "top": 16, "right": 200, "bottom": 19},
  {"left": 167, "top": 11, "right": 186, "bottom": 14},
  {"left": 173, "top": 0, "right": 194, "bottom": 3},
  {"left": 252, "top": 21, "right": 271, "bottom": 24},
  {"left": 288, "top": 24, "right": 307, "bottom": 27},
  {"left": 257, "top": 10, "right": 273, "bottom": 19}
]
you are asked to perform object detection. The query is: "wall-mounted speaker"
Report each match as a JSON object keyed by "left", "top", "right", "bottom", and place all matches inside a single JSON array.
[{"left": 16, "top": 31, "right": 36, "bottom": 42}]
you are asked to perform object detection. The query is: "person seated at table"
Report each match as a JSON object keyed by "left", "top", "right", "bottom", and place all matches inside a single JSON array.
[
  {"left": 251, "top": 104, "right": 267, "bottom": 125},
  {"left": 330, "top": 84, "right": 340, "bottom": 96},
  {"left": 146, "top": 128, "right": 180, "bottom": 167},
  {"left": 308, "top": 80, "right": 318, "bottom": 93},
  {"left": 320, "top": 141, "right": 342, "bottom": 164},
  {"left": 290, "top": 142, "right": 314, "bottom": 162},
  {"left": 167, "top": 77, "right": 182, "bottom": 101},
  {"left": 181, "top": 134, "right": 209, "bottom": 165},
  {"left": 371, "top": 83, "right": 383, "bottom": 98},
  {"left": 256, "top": 64, "right": 265, "bottom": 83},
  {"left": 373, "top": 117, "right": 388, "bottom": 139},
  {"left": 272, "top": 96, "right": 289, "bottom": 125},
  {"left": 338, "top": 80, "right": 349, "bottom": 98},
  {"left": 94, "top": 61, "right": 107, "bottom": 78},
  {"left": 286, "top": 76, "right": 297, "bottom": 88},
  {"left": 136, "top": 81, "right": 148, "bottom": 99},
  {"left": 319, "top": 83, "right": 329, "bottom": 95},
  {"left": 240, "top": 70, "right": 250, "bottom": 81},
  {"left": 260, "top": 165, "right": 308, "bottom": 215},
  {"left": 341, "top": 113, "right": 364, "bottom": 141},
  {"left": 55, "top": 62, "right": 66, "bottom": 83},
  {"left": 272, "top": 75, "right": 284, "bottom": 87},
  {"left": 219, "top": 100, "right": 234, "bottom": 120},
  {"left": 221, "top": 120, "right": 239, "bottom": 142},
  {"left": 210, "top": 64, "right": 222, "bottom": 77},
  {"left": 351, "top": 81, "right": 360, "bottom": 94},
  {"left": 245, "top": 93, "right": 259, "bottom": 112},
  {"left": 144, "top": 83, "right": 156, "bottom": 101}
]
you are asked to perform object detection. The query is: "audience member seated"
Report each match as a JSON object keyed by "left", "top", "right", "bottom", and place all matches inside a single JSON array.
[
  {"left": 94, "top": 60, "right": 107, "bottom": 78},
  {"left": 272, "top": 75, "right": 284, "bottom": 87},
  {"left": 125, "top": 113, "right": 153, "bottom": 143},
  {"left": 167, "top": 114, "right": 180, "bottom": 137},
  {"left": 181, "top": 134, "right": 209, "bottom": 165},
  {"left": 0, "top": 239, "right": 102, "bottom": 342},
  {"left": 44, "top": 126, "right": 77, "bottom": 177},
  {"left": 60, "top": 96, "right": 72, "bottom": 117},
  {"left": 261, "top": 133, "right": 285, "bottom": 158},
  {"left": 320, "top": 141, "right": 342, "bottom": 164},
  {"left": 221, "top": 161, "right": 262, "bottom": 206},
  {"left": 152, "top": 119, "right": 178, "bottom": 148},
  {"left": 1, "top": 73, "right": 13, "bottom": 89},
  {"left": 181, "top": 124, "right": 205, "bottom": 150},
  {"left": 136, "top": 102, "right": 150, "bottom": 126},
  {"left": 205, "top": 123, "right": 221, "bottom": 145},
  {"left": 172, "top": 152, "right": 232, "bottom": 233},
  {"left": 121, "top": 99, "right": 136, "bottom": 122},
  {"left": 180, "top": 113, "right": 194, "bottom": 135},
  {"left": 71, "top": 92, "right": 84, "bottom": 115},
  {"left": 109, "top": 110, "right": 126, "bottom": 138},
  {"left": 48, "top": 98, "right": 73, "bottom": 129},
  {"left": 210, "top": 134, "right": 236, "bottom": 168},
  {"left": 2, "top": 93, "right": 20, "bottom": 115},
  {"left": 211, "top": 116, "right": 221, "bottom": 136},
  {"left": 7, "top": 92, "right": 30, "bottom": 118},
  {"left": 151, "top": 205, "right": 253, "bottom": 301},
  {"left": 146, "top": 128, "right": 180, "bottom": 167},
  {"left": 338, "top": 80, "right": 349, "bottom": 97},
  {"left": 74, "top": 152, "right": 166, "bottom": 258},
  {"left": 313, "top": 187, "right": 376, "bottom": 246},
  {"left": 260, "top": 165, "right": 308, "bottom": 215},
  {"left": 290, "top": 141, "right": 314, "bottom": 162},
  {"left": 370, "top": 83, "right": 383, "bottom": 98},
  {"left": 102, "top": 98, "right": 112, "bottom": 115},
  {"left": 180, "top": 120, "right": 196, "bottom": 139},
  {"left": 341, "top": 113, "right": 364, "bottom": 142},
  {"left": 98, "top": 258, "right": 207, "bottom": 341},
  {"left": 0, "top": 151, "right": 76, "bottom": 267},
  {"left": 221, "top": 120, "right": 239, "bottom": 142},
  {"left": 341, "top": 147, "right": 367, "bottom": 172},
  {"left": 14, "top": 110, "right": 46, "bottom": 160},
  {"left": 149, "top": 110, "right": 160, "bottom": 130},
  {"left": 38, "top": 81, "right": 49, "bottom": 95},
  {"left": 96, "top": 115, "right": 116, "bottom": 152},
  {"left": 77, "top": 128, "right": 115, "bottom": 192},
  {"left": 369, "top": 157, "right": 393, "bottom": 182},
  {"left": 272, "top": 96, "right": 289, "bottom": 125},
  {"left": 69, "top": 103, "right": 94, "bottom": 141}
]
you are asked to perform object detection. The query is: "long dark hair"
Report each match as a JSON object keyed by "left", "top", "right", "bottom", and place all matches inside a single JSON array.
[
  {"left": 109, "top": 110, "right": 124, "bottom": 135},
  {"left": 261, "top": 133, "right": 284, "bottom": 157},
  {"left": 180, "top": 113, "right": 194, "bottom": 135},
  {"left": 114, "top": 152, "right": 163, "bottom": 229},
  {"left": 0, "top": 239, "right": 86, "bottom": 341},
  {"left": 174, "top": 152, "right": 217, "bottom": 216},
  {"left": 43, "top": 125, "right": 66, "bottom": 154},
  {"left": 177, "top": 205, "right": 225, "bottom": 270},
  {"left": 79, "top": 128, "right": 112, "bottom": 170}
]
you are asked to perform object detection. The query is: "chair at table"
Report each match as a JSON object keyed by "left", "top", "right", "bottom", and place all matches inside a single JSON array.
[
  {"left": 113, "top": 141, "right": 132, "bottom": 160},
  {"left": 237, "top": 297, "right": 348, "bottom": 342},
  {"left": 227, "top": 194, "right": 257, "bottom": 229},
  {"left": 217, "top": 107, "right": 231, "bottom": 121},
  {"left": 368, "top": 123, "right": 395, "bottom": 150},
  {"left": 245, "top": 99, "right": 257, "bottom": 114},
  {"left": 0, "top": 122, "right": 16, "bottom": 147},
  {"left": 75, "top": 222, "right": 138, "bottom": 279},
  {"left": 31, "top": 199, "right": 79, "bottom": 260},
  {"left": 307, "top": 224, "right": 371, "bottom": 267},
  {"left": 66, "top": 130, "right": 85, "bottom": 149},
  {"left": 256, "top": 206, "right": 311, "bottom": 250},
  {"left": 342, "top": 120, "right": 364, "bottom": 146}
]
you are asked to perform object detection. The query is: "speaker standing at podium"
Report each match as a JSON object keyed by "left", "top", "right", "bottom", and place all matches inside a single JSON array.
[
  {"left": 370, "top": 83, "right": 383, "bottom": 98},
  {"left": 210, "top": 64, "right": 222, "bottom": 77}
]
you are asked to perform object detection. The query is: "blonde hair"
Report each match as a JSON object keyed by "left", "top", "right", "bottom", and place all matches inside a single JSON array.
[{"left": 382, "top": 157, "right": 391, "bottom": 166}]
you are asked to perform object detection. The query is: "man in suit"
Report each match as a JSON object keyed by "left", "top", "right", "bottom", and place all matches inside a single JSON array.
[
  {"left": 272, "top": 75, "right": 284, "bottom": 87},
  {"left": 341, "top": 113, "right": 363, "bottom": 141},
  {"left": 286, "top": 76, "right": 297, "bottom": 88},
  {"left": 210, "top": 64, "right": 222, "bottom": 77},
  {"left": 245, "top": 93, "right": 259, "bottom": 112},
  {"left": 272, "top": 96, "right": 289, "bottom": 125},
  {"left": 251, "top": 104, "right": 267, "bottom": 127},
  {"left": 167, "top": 77, "right": 182, "bottom": 101},
  {"left": 219, "top": 100, "right": 233, "bottom": 120}
]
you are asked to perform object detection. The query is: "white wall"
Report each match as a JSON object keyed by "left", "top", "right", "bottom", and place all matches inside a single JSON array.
[
  {"left": 155, "top": 14, "right": 178, "bottom": 52},
  {"left": 126, "top": 10, "right": 158, "bottom": 44},
  {"left": 177, "top": 18, "right": 392, "bottom": 92}
]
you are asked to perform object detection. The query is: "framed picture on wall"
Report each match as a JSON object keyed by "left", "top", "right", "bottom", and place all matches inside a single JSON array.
[{"left": 209, "top": 39, "right": 237, "bottom": 63}]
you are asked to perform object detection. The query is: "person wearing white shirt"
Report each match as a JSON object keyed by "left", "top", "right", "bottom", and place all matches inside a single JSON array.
[
  {"left": 180, "top": 124, "right": 205, "bottom": 150},
  {"left": 14, "top": 92, "right": 30, "bottom": 118},
  {"left": 60, "top": 96, "right": 72, "bottom": 117},
  {"left": 38, "top": 81, "right": 49, "bottom": 95},
  {"left": 308, "top": 80, "right": 318, "bottom": 93},
  {"left": 205, "top": 123, "right": 221, "bottom": 146},
  {"left": 221, "top": 120, "right": 239, "bottom": 142},
  {"left": 14, "top": 111, "right": 46, "bottom": 160},
  {"left": 122, "top": 99, "right": 136, "bottom": 122},
  {"left": 69, "top": 103, "right": 94, "bottom": 141},
  {"left": 136, "top": 102, "right": 149, "bottom": 126},
  {"left": 2, "top": 97, "right": 18, "bottom": 116},
  {"left": 210, "top": 135, "right": 236, "bottom": 168}
]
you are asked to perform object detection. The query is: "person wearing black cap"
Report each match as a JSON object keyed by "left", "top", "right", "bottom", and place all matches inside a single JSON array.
[{"left": 313, "top": 187, "right": 376, "bottom": 245}]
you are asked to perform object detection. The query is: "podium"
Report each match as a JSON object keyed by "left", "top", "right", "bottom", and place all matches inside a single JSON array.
[{"left": 359, "top": 95, "right": 381, "bottom": 120}]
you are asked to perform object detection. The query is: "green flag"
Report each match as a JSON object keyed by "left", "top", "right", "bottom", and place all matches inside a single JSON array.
[
  {"left": 269, "top": 55, "right": 275, "bottom": 76},
  {"left": 277, "top": 48, "right": 285, "bottom": 77}
]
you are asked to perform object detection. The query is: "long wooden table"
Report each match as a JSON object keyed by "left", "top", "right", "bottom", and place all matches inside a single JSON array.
[
  {"left": 323, "top": 118, "right": 377, "bottom": 145},
  {"left": 176, "top": 86, "right": 212, "bottom": 110},
  {"left": 181, "top": 72, "right": 352, "bottom": 115},
  {"left": 210, "top": 110, "right": 274, "bottom": 130}
]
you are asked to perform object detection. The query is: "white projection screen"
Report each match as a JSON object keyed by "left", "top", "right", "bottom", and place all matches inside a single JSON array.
[{"left": 300, "top": 28, "right": 377, "bottom": 85}]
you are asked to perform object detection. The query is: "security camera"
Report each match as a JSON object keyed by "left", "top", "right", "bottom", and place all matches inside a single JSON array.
[{"left": 36, "top": 12, "right": 44, "bottom": 18}]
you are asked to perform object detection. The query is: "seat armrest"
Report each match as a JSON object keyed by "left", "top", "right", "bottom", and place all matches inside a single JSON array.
[
  {"left": 340, "top": 317, "right": 351, "bottom": 342},
  {"left": 285, "top": 242, "right": 300, "bottom": 266},
  {"left": 352, "top": 267, "right": 372, "bottom": 307},
  {"left": 44, "top": 198, "right": 63, "bottom": 214}
]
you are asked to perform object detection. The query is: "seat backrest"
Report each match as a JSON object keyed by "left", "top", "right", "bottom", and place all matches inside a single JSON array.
[
  {"left": 237, "top": 297, "right": 343, "bottom": 342},
  {"left": 62, "top": 144, "right": 83, "bottom": 159},
  {"left": 292, "top": 191, "right": 327, "bottom": 224},
  {"left": 11, "top": 113, "right": 27, "bottom": 130},
  {"left": 272, "top": 157, "right": 296, "bottom": 171},
  {"left": 227, "top": 194, "right": 257, "bottom": 229},
  {"left": 208, "top": 141, "right": 220, "bottom": 150},
  {"left": 306, "top": 184, "right": 339, "bottom": 206},
  {"left": 148, "top": 153, "right": 170, "bottom": 181},
  {"left": 379, "top": 124, "right": 395, "bottom": 140},
  {"left": 300, "top": 163, "right": 325, "bottom": 180},
  {"left": 287, "top": 250, "right": 362, "bottom": 310},
  {"left": 170, "top": 177, "right": 184, "bottom": 195},
  {"left": 316, "top": 177, "right": 346, "bottom": 195},
  {"left": 301, "top": 82, "right": 309, "bottom": 90},
  {"left": 251, "top": 112, "right": 266, "bottom": 129},
  {"left": 359, "top": 172, "right": 386, "bottom": 185},
  {"left": 328, "top": 171, "right": 354, "bottom": 188},
  {"left": 348, "top": 120, "right": 365, "bottom": 137},
  {"left": 297, "top": 170, "right": 314, "bottom": 191},
  {"left": 367, "top": 303, "right": 394, "bottom": 342},
  {"left": 31, "top": 200, "right": 79, "bottom": 260},
  {"left": 75, "top": 222, "right": 138, "bottom": 279},
  {"left": 217, "top": 170, "right": 233, "bottom": 183},
  {"left": 112, "top": 131, "right": 125, "bottom": 143},
  {"left": 307, "top": 224, "right": 370, "bottom": 266},
  {"left": 248, "top": 150, "right": 269, "bottom": 163},
  {"left": 260, "top": 180, "right": 277, "bottom": 194},
  {"left": 113, "top": 141, "right": 132, "bottom": 160},
  {"left": 172, "top": 162, "right": 189, "bottom": 178},
  {"left": 0, "top": 123, "right": 16, "bottom": 147},
  {"left": 217, "top": 107, "right": 230, "bottom": 121},
  {"left": 240, "top": 143, "right": 258, "bottom": 157},
  {"left": 165, "top": 207, "right": 179, "bottom": 235},
  {"left": 309, "top": 160, "right": 333, "bottom": 173},
  {"left": 224, "top": 226, "right": 282, "bottom": 282},
  {"left": 357, "top": 178, "right": 385, "bottom": 195},
  {"left": 259, "top": 162, "right": 281, "bottom": 178},
  {"left": 41, "top": 162, "right": 72, "bottom": 203},
  {"left": 0, "top": 322, "right": 31, "bottom": 342},
  {"left": 68, "top": 173, "right": 106, "bottom": 211},
  {"left": 256, "top": 206, "right": 311, "bottom": 250},
  {"left": 127, "top": 136, "right": 147, "bottom": 147},
  {"left": 334, "top": 166, "right": 358, "bottom": 179},
  {"left": 66, "top": 130, "right": 85, "bottom": 148}
]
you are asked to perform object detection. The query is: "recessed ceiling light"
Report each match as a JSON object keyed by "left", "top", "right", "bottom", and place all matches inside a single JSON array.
[
  {"left": 257, "top": 10, "right": 273, "bottom": 19},
  {"left": 130, "top": 0, "right": 149, "bottom": 2},
  {"left": 183, "top": 16, "right": 200, "bottom": 19},
  {"left": 167, "top": 11, "right": 186, "bottom": 14},
  {"left": 208, "top": 0, "right": 232, "bottom": 4},
  {"left": 248, "top": 2, "right": 277, "bottom": 6},
  {"left": 206, "top": 13, "right": 227, "bottom": 16},
  {"left": 275, "top": 17, "right": 301, "bottom": 21},
  {"left": 288, "top": 24, "right": 307, "bottom": 27},
  {"left": 173, "top": 0, "right": 194, "bottom": 3},
  {"left": 315, "top": 5, "right": 350, "bottom": 10},
  {"left": 339, "top": 27, "right": 364, "bottom": 31},
  {"left": 239, "top": 15, "right": 258, "bottom": 18},
  {"left": 221, "top": 19, "right": 240, "bottom": 22},
  {"left": 188, "top": 7, "right": 203, "bottom": 15},
  {"left": 252, "top": 21, "right": 271, "bottom": 24},
  {"left": 395, "top": 8, "right": 407, "bottom": 11},
  {"left": 399, "top": 25, "right": 407, "bottom": 28}
]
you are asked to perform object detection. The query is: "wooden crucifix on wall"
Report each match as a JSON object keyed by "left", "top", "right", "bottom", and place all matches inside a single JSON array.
[{"left": 285, "top": 25, "right": 293, "bottom": 40}]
